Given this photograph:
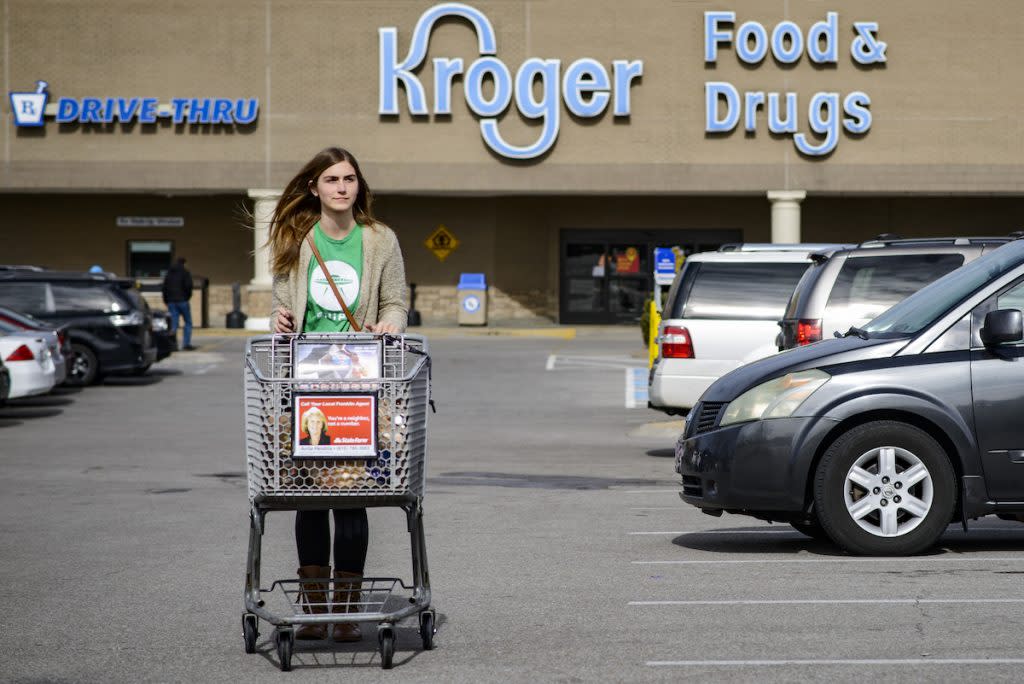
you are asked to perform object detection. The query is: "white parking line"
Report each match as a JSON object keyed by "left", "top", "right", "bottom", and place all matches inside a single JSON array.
[
  {"left": 647, "top": 659, "right": 1024, "bottom": 667},
  {"left": 631, "top": 598, "right": 1024, "bottom": 606},
  {"left": 634, "top": 556, "right": 1024, "bottom": 565}
]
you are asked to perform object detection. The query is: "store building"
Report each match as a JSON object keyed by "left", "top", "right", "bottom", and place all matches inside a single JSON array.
[{"left": 2, "top": 1, "right": 1023, "bottom": 326}]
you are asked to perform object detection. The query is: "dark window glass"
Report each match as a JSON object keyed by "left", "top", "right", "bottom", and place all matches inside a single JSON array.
[
  {"left": 826, "top": 254, "right": 964, "bottom": 322},
  {"left": 672, "top": 262, "right": 809, "bottom": 320},
  {"left": 50, "top": 284, "right": 125, "bottom": 314},
  {"left": 0, "top": 282, "right": 52, "bottom": 315}
]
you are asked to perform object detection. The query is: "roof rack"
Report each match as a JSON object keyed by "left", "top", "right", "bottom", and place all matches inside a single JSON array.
[
  {"left": 857, "top": 236, "right": 1013, "bottom": 248},
  {"left": 717, "top": 243, "right": 853, "bottom": 253}
]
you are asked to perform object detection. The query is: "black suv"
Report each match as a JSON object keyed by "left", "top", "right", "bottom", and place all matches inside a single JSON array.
[
  {"left": 778, "top": 237, "right": 1011, "bottom": 350},
  {"left": 0, "top": 271, "right": 158, "bottom": 385}
]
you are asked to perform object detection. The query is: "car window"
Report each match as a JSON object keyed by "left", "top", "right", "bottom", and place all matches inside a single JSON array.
[
  {"left": 826, "top": 254, "right": 964, "bottom": 323},
  {"left": 50, "top": 284, "right": 126, "bottom": 314},
  {"left": 996, "top": 280, "right": 1024, "bottom": 313},
  {"left": 864, "top": 241, "right": 1024, "bottom": 337},
  {"left": 0, "top": 282, "right": 53, "bottom": 315},
  {"left": 671, "top": 262, "right": 809, "bottom": 320}
]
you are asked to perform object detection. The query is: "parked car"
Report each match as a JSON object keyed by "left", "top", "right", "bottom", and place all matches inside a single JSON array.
[
  {"left": 0, "top": 358, "right": 10, "bottom": 404},
  {"left": 778, "top": 236, "right": 1012, "bottom": 350},
  {"left": 0, "top": 318, "right": 66, "bottom": 386},
  {"left": 675, "top": 238, "right": 1024, "bottom": 555},
  {"left": 0, "top": 271, "right": 158, "bottom": 385},
  {"left": 117, "top": 288, "right": 174, "bottom": 361},
  {"left": 0, "top": 330, "right": 58, "bottom": 398},
  {"left": 0, "top": 305, "right": 72, "bottom": 383},
  {"left": 648, "top": 244, "right": 851, "bottom": 414}
]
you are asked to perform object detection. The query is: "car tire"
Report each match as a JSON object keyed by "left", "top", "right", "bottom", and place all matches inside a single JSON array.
[
  {"left": 67, "top": 343, "right": 99, "bottom": 386},
  {"left": 813, "top": 420, "right": 956, "bottom": 556}
]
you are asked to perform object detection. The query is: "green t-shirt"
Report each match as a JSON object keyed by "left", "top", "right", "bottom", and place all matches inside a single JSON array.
[{"left": 303, "top": 223, "right": 363, "bottom": 332}]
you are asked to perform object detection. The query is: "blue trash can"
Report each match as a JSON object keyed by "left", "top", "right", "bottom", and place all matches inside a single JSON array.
[{"left": 457, "top": 273, "right": 487, "bottom": 326}]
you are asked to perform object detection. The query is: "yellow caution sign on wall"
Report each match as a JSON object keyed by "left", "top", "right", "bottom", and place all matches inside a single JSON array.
[{"left": 425, "top": 224, "right": 460, "bottom": 262}]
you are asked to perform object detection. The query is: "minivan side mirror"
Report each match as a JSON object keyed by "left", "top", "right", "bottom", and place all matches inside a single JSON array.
[{"left": 981, "top": 309, "right": 1024, "bottom": 346}]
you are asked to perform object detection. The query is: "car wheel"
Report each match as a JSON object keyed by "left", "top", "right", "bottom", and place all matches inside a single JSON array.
[
  {"left": 813, "top": 420, "right": 956, "bottom": 556},
  {"left": 67, "top": 343, "right": 99, "bottom": 386}
]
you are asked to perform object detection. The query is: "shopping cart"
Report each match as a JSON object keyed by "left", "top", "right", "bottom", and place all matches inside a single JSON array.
[{"left": 242, "top": 332, "right": 435, "bottom": 671}]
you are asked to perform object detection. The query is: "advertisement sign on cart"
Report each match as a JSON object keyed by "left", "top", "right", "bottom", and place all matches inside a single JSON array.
[
  {"left": 293, "top": 394, "right": 378, "bottom": 459},
  {"left": 293, "top": 340, "right": 382, "bottom": 381}
]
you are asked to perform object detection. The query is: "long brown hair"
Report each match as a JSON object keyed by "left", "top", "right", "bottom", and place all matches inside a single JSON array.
[{"left": 267, "top": 147, "right": 377, "bottom": 275}]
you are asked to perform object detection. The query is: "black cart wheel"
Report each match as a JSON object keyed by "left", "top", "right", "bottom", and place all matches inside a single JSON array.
[
  {"left": 419, "top": 610, "right": 435, "bottom": 650},
  {"left": 277, "top": 629, "right": 294, "bottom": 671},
  {"left": 67, "top": 343, "right": 99, "bottom": 386},
  {"left": 243, "top": 614, "right": 259, "bottom": 654},
  {"left": 379, "top": 628, "right": 395, "bottom": 669}
]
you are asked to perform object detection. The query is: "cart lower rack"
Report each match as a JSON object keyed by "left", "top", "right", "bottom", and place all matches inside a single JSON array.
[{"left": 241, "top": 333, "right": 435, "bottom": 670}]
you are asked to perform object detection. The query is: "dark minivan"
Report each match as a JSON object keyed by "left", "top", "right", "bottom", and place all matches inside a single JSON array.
[
  {"left": 676, "top": 238, "right": 1024, "bottom": 555},
  {"left": 0, "top": 271, "right": 157, "bottom": 385}
]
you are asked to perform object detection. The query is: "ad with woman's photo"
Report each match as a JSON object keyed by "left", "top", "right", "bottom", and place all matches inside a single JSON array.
[{"left": 293, "top": 394, "right": 377, "bottom": 459}]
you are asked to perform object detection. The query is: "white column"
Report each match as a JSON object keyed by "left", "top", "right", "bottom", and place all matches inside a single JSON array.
[
  {"left": 767, "top": 190, "right": 807, "bottom": 244},
  {"left": 246, "top": 189, "right": 281, "bottom": 330}
]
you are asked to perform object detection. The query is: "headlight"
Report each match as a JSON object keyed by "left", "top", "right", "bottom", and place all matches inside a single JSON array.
[
  {"left": 109, "top": 311, "right": 146, "bottom": 327},
  {"left": 720, "top": 369, "right": 830, "bottom": 427},
  {"left": 151, "top": 316, "right": 169, "bottom": 332}
]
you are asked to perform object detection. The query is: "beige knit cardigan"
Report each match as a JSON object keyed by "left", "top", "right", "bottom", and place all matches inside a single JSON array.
[{"left": 270, "top": 223, "right": 408, "bottom": 332}]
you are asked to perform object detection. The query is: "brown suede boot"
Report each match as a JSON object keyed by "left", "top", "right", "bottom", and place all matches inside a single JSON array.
[
  {"left": 331, "top": 570, "right": 363, "bottom": 642},
  {"left": 295, "top": 565, "right": 330, "bottom": 640}
]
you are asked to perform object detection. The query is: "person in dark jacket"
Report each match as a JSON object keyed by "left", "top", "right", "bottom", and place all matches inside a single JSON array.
[{"left": 162, "top": 257, "right": 196, "bottom": 351}]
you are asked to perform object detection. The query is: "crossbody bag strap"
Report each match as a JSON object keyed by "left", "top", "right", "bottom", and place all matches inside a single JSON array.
[{"left": 305, "top": 232, "right": 362, "bottom": 332}]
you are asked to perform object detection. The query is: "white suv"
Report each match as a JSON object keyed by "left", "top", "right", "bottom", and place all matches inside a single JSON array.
[{"left": 649, "top": 244, "right": 849, "bottom": 414}]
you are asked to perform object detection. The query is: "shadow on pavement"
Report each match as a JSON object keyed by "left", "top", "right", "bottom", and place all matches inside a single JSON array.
[
  {"left": 5, "top": 395, "right": 74, "bottom": 407},
  {"left": 50, "top": 385, "right": 84, "bottom": 396},
  {"left": 0, "top": 417, "right": 24, "bottom": 428},
  {"left": 256, "top": 619, "right": 438, "bottom": 671},
  {"left": 102, "top": 374, "right": 166, "bottom": 387},
  {"left": 645, "top": 448, "right": 675, "bottom": 458},
  {"left": 431, "top": 471, "right": 676, "bottom": 490},
  {"left": 146, "top": 367, "right": 185, "bottom": 377},
  {"left": 0, "top": 406, "right": 63, "bottom": 421}
]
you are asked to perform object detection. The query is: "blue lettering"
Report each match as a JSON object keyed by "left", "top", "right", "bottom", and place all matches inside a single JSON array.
[
  {"left": 704, "top": 11, "right": 735, "bottom": 62},
  {"left": 481, "top": 58, "right": 560, "bottom": 159},
  {"left": 116, "top": 98, "right": 140, "bottom": 121},
  {"left": 56, "top": 97, "right": 80, "bottom": 123},
  {"left": 464, "top": 57, "right": 512, "bottom": 117},
  {"left": 611, "top": 60, "right": 643, "bottom": 116},
  {"left": 767, "top": 92, "right": 797, "bottom": 133},
  {"left": 743, "top": 91, "right": 765, "bottom": 132},
  {"left": 432, "top": 58, "right": 464, "bottom": 114},
  {"left": 234, "top": 98, "right": 259, "bottom": 124},
  {"left": 211, "top": 98, "right": 233, "bottom": 124},
  {"left": 378, "top": 2, "right": 497, "bottom": 115},
  {"left": 138, "top": 98, "right": 158, "bottom": 123},
  {"left": 771, "top": 21, "right": 803, "bottom": 64},
  {"left": 79, "top": 98, "right": 102, "bottom": 123},
  {"left": 736, "top": 21, "right": 768, "bottom": 64},
  {"left": 843, "top": 91, "right": 872, "bottom": 134},
  {"left": 189, "top": 98, "right": 212, "bottom": 124},
  {"left": 808, "top": 12, "right": 838, "bottom": 63},
  {"left": 100, "top": 98, "right": 116, "bottom": 123},
  {"left": 171, "top": 98, "right": 190, "bottom": 124},
  {"left": 705, "top": 82, "right": 740, "bottom": 132},
  {"left": 562, "top": 58, "right": 610, "bottom": 118},
  {"left": 794, "top": 92, "right": 840, "bottom": 156}
]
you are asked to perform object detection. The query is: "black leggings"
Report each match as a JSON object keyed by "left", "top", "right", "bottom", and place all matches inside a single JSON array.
[{"left": 295, "top": 508, "right": 368, "bottom": 573}]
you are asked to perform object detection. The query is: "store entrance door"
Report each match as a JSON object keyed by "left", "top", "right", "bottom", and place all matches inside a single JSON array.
[{"left": 559, "top": 229, "right": 741, "bottom": 324}]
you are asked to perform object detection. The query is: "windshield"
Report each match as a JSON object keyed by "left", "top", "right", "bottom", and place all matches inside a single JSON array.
[{"left": 862, "top": 241, "right": 1024, "bottom": 336}]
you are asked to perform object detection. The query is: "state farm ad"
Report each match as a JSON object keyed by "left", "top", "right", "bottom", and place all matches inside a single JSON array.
[{"left": 293, "top": 394, "right": 377, "bottom": 459}]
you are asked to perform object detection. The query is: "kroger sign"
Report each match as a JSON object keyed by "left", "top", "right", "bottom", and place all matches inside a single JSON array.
[{"left": 379, "top": 2, "right": 644, "bottom": 160}]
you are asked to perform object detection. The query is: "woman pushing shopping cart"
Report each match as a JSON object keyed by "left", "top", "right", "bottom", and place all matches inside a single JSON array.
[{"left": 241, "top": 147, "right": 435, "bottom": 670}]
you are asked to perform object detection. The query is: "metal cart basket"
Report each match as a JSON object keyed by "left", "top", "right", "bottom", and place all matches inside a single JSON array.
[{"left": 242, "top": 332, "right": 435, "bottom": 670}]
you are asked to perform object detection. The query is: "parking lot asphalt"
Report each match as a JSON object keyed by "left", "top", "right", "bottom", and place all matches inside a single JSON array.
[{"left": 2, "top": 330, "right": 1024, "bottom": 682}]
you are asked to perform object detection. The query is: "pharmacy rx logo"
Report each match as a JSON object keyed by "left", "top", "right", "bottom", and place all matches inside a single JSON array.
[{"left": 9, "top": 81, "right": 49, "bottom": 127}]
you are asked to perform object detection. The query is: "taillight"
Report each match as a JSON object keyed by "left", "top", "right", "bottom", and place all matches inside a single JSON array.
[
  {"left": 5, "top": 344, "right": 35, "bottom": 362},
  {"left": 662, "top": 325, "right": 694, "bottom": 359},
  {"left": 57, "top": 332, "right": 66, "bottom": 347},
  {"left": 796, "top": 319, "right": 823, "bottom": 346}
]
